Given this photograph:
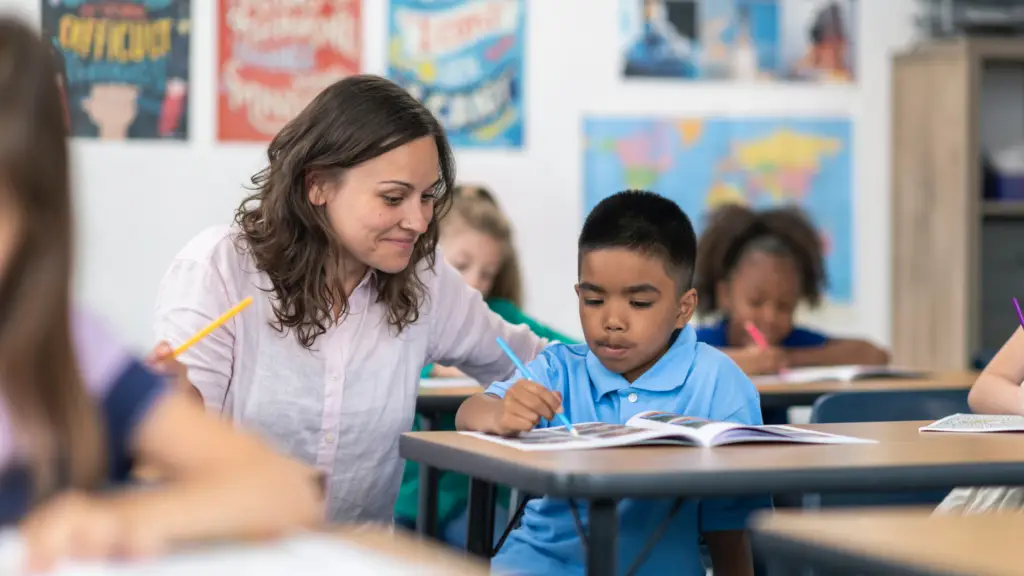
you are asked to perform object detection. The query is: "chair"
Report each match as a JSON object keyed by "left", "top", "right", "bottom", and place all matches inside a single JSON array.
[{"left": 803, "top": 389, "right": 971, "bottom": 508}]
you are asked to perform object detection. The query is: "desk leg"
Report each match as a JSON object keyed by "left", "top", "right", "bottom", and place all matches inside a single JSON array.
[
  {"left": 466, "top": 477, "right": 496, "bottom": 558},
  {"left": 587, "top": 499, "right": 618, "bottom": 576},
  {"left": 415, "top": 413, "right": 439, "bottom": 538}
]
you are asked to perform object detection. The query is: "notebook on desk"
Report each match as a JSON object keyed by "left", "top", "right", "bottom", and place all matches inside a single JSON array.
[
  {"left": 0, "top": 532, "right": 438, "bottom": 575},
  {"left": 462, "top": 411, "right": 875, "bottom": 452},
  {"left": 751, "top": 365, "right": 928, "bottom": 386}
]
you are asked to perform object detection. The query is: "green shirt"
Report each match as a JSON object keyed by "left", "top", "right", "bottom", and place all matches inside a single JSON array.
[{"left": 394, "top": 298, "right": 579, "bottom": 525}]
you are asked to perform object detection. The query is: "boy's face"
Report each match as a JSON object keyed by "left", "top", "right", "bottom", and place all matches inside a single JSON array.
[
  {"left": 576, "top": 248, "right": 696, "bottom": 382},
  {"left": 717, "top": 250, "right": 800, "bottom": 346}
]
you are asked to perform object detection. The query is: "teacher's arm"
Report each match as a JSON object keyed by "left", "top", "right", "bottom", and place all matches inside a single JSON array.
[
  {"left": 968, "top": 327, "right": 1024, "bottom": 415},
  {"left": 425, "top": 256, "right": 547, "bottom": 385},
  {"left": 153, "top": 258, "right": 236, "bottom": 413}
]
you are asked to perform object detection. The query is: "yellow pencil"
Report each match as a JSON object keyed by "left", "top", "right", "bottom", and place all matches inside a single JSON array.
[{"left": 173, "top": 296, "right": 254, "bottom": 357}]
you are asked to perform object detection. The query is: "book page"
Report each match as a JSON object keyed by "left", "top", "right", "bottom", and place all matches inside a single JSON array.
[
  {"left": 460, "top": 422, "right": 683, "bottom": 451},
  {"left": 0, "top": 532, "right": 437, "bottom": 576},
  {"left": 626, "top": 411, "right": 742, "bottom": 444},
  {"left": 920, "top": 413, "right": 1024, "bottom": 433},
  {"left": 713, "top": 425, "right": 877, "bottom": 445}
]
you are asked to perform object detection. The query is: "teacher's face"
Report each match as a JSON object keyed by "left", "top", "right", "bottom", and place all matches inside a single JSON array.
[{"left": 311, "top": 136, "right": 441, "bottom": 274}]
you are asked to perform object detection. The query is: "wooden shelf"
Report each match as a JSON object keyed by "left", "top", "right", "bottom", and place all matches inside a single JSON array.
[{"left": 982, "top": 201, "right": 1024, "bottom": 218}]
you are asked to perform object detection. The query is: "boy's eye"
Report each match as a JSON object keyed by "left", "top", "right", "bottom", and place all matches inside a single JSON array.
[
  {"left": 583, "top": 298, "right": 603, "bottom": 307},
  {"left": 630, "top": 301, "right": 653, "bottom": 309}
]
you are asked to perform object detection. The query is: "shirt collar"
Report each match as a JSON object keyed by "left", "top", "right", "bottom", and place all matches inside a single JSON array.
[{"left": 586, "top": 324, "right": 698, "bottom": 398}]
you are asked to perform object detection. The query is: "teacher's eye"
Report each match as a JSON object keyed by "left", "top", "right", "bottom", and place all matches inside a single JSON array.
[
  {"left": 420, "top": 191, "right": 438, "bottom": 204},
  {"left": 382, "top": 196, "right": 404, "bottom": 207},
  {"left": 630, "top": 301, "right": 654, "bottom": 309}
]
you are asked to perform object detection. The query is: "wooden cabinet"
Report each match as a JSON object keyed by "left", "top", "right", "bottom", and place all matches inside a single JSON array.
[{"left": 892, "top": 38, "right": 1024, "bottom": 369}]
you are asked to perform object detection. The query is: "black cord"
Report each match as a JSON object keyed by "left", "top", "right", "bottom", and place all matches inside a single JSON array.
[
  {"left": 624, "top": 498, "right": 686, "bottom": 576},
  {"left": 493, "top": 494, "right": 531, "bottom": 554},
  {"left": 568, "top": 499, "right": 589, "bottom": 550}
]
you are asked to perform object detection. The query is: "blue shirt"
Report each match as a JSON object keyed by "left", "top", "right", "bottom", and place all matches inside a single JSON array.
[
  {"left": 695, "top": 317, "right": 829, "bottom": 348},
  {"left": 486, "top": 325, "right": 771, "bottom": 576}
]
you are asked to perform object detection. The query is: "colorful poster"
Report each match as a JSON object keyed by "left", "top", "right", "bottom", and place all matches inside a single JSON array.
[
  {"left": 620, "top": 0, "right": 855, "bottom": 83},
  {"left": 42, "top": 0, "right": 191, "bottom": 140},
  {"left": 583, "top": 117, "right": 853, "bottom": 302},
  {"left": 387, "top": 0, "right": 525, "bottom": 148},
  {"left": 217, "top": 0, "right": 361, "bottom": 142}
]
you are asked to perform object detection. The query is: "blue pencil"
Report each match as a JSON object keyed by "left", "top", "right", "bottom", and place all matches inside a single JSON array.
[{"left": 495, "top": 337, "right": 578, "bottom": 436}]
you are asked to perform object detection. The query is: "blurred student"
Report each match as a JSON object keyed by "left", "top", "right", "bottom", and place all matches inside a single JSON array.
[{"left": 0, "top": 17, "right": 322, "bottom": 571}]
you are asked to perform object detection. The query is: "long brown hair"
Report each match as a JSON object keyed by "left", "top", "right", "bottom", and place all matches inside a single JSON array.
[
  {"left": 443, "top": 185, "right": 523, "bottom": 307},
  {"left": 235, "top": 75, "right": 456, "bottom": 348},
  {"left": 0, "top": 18, "right": 103, "bottom": 494}
]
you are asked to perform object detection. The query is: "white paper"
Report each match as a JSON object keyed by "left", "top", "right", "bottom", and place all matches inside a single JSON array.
[
  {"left": 418, "top": 378, "right": 481, "bottom": 389},
  {"left": 0, "top": 533, "right": 438, "bottom": 576},
  {"left": 920, "top": 413, "right": 1024, "bottom": 433},
  {"left": 751, "top": 365, "right": 927, "bottom": 386}
]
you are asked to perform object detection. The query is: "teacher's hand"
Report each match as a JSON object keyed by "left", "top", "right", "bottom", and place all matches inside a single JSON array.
[{"left": 146, "top": 342, "right": 202, "bottom": 404}]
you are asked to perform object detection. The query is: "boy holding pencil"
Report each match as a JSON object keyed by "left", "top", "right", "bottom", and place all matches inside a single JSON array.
[{"left": 457, "top": 190, "right": 769, "bottom": 576}]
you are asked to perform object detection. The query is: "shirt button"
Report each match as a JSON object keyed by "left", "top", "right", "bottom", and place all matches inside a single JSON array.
[
  {"left": 627, "top": 393, "right": 638, "bottom": 403},
  {"left": 325, "top": 434, "right": 336, "bottom": 444}
]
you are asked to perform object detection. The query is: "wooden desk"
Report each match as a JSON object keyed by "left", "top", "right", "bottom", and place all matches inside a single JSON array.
[
  {"left": 339, "top": 527, "right": 487, "bottom": 575},
  {"left": 755, "top": 370, "right": 977, "bottom": 409},
  {"left": 751, "top": 508, "right": 1022, "bottom": 576},
  {"left": 401, "top": 421, "right": 1024, "bottom": 576}
]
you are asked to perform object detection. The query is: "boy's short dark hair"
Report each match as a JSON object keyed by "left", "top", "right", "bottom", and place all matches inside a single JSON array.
[{"left": 578, "top": 190, "right": 698, "bottom": 291}]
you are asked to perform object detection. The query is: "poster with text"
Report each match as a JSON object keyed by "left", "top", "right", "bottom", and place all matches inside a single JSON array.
[
  {"left": 217, "top": 0, "right": 361, "bottom": 141},
  {"left": 584, "top": 116, "right": 853, "bottom": 302},
  {"left": 620, "top": 0, "right": 855, "bottom": 83},
  {"left": 387, "top": 0, "right": 525, "bottom": 148},
  {"left": 42, "top": 0, "right": 191, "bottom": 140}
]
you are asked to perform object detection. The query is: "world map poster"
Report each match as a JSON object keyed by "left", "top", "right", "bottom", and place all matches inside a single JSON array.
[{"left": 583, "top": 117, "right": 853, "bottom": 302}]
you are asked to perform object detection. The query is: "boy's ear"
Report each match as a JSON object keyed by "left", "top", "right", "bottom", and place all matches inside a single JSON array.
[{"left": 676, "top": 288, "right": 697, "bottom": 329}]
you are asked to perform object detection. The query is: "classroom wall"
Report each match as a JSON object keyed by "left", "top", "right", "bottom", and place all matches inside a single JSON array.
[{"left": 4, "top": 1, "right": 921, "bottom": 350}]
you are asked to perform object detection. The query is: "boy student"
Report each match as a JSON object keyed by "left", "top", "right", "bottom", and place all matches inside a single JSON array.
[{"left": 457, "top": 190, "right": 768, "bottom": 576}]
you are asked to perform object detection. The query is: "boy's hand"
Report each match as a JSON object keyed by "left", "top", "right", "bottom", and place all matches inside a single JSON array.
[
  {"left": 495, "top": 380, "right": 564, "bottom": 437},
  {"left": 735, "top": 345, "right": 788, "bottom": 375}
]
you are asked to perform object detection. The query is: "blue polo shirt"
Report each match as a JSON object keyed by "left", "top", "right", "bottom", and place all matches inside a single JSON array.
[
  {"left": 486, "top": 325, "right": 771, "bottom": 576},
  {"left": 695, "top": 317, "right": 829, "bottom": 348}
]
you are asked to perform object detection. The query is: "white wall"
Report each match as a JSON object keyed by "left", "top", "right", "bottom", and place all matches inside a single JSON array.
[{"left": 4, "top": 0, "right": 921, "bottom": 350}]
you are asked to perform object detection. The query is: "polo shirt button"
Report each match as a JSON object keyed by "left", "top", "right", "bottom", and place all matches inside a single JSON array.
[
  {"left": 627, "top": 392, "right": 638, "bottom": 403},
  {"left": 325, "top": 434, "right": 336, "bottom": 444}
]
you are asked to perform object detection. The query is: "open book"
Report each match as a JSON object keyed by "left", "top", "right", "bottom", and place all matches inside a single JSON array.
[
  {"left": 462, "top": 411, "right": 875, "bottom": 451},
  {"left": 751, "top": 365, "right": 928, "bottom": 386},
  {"left": 920, "top": 413, "right": 1024, "bottom": 433}
]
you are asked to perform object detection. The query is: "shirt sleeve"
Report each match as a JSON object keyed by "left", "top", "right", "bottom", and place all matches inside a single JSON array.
[
  {"left": 699, "top": 361, "right": 773, "bottom": 533},
  {"left": 152, "top": 257, "right": 236, "bottom": 413},
  {"left": 72, "top": 311, "right": 169, "bottom": 481},
  {"left": 426, "top": 255, "right": 547, "bottom": 385},
  {"left": 483, "top": 348, "right": 567, "bottom": 429}
]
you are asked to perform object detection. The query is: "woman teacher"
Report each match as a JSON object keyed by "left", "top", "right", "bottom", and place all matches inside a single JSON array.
[{"left": 153, "top": 75, "right": 546, "bottom": 523}]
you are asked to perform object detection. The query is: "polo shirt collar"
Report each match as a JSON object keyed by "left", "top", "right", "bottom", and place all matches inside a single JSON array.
[{"left": 586, "top": 324, "right": 698, "bottom": 398}]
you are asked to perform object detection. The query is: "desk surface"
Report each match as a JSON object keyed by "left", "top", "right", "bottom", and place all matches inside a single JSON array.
[
  {"left": 752, "top": 508, "right": 1020, "bottom": 576},
  {"left": 338, "top": 528, "right": 487, "bottom": 574},
  {"left": 400, "top": 420, "right": 1024, "bottom": 498}
]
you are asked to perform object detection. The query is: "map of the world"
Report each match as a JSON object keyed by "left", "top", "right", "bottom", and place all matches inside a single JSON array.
[{"left": 583, "top": 116, "right": 852, "bottom": 302}]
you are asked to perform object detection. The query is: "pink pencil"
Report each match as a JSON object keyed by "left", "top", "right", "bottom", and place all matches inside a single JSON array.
[{"left": 744, "top": 321, "right": 787, "bottom": 374}]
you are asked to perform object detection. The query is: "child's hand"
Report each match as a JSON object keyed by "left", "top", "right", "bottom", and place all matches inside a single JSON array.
[
  {"left": 736, "top": 346, "right": 788, "bottom": 376},
  {"left": 496, "top": 380, "right": 564, "bottom": 437},
  {"left": 19, "top": 491, "right": 164, "bottom": 573}
]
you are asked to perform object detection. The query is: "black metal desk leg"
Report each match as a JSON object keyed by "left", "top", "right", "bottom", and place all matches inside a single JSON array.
[
  {"left": 587, "top": 499, "right": 618, "bottom": 576},
  {"left": 466, "top": 477, "right": 497, "bottom": 557},
  {"left": 415, "top": 413, "right": 439, "bottom": 537}
]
